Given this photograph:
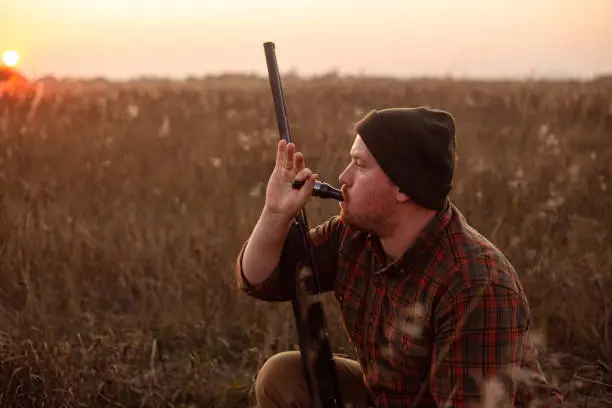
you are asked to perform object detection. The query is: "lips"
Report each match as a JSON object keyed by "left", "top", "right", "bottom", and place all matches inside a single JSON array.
[
  {"left": 341, "top": 186, "right": 348, "bottom": 202},
  {"left": 339, "top": 188, "right": 348, "bottom": 210}
]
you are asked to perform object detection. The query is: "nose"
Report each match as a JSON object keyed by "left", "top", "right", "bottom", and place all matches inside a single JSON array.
[
  {"left": 338, "top": 167, "right": 348, "bottom": 186},
  {"left": 339, "top": 161, "right": 354, "bottom": 187}
]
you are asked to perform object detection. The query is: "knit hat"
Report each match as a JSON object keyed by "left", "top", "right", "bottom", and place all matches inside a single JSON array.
[{"left": 354, "top": 107, "right": 456, "bottom": 211}]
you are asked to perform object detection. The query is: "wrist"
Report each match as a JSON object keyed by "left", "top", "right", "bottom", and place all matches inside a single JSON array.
[{"left": 261, "top": 205, "right": 294, "bottom": 228}]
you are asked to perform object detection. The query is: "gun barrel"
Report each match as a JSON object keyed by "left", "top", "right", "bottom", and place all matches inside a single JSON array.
[
  {"left": 263, "top": 40, "right": 344, "bottom": 408},
  {"left": 263, "top": 42, "right": 292, "bottom": 144}
]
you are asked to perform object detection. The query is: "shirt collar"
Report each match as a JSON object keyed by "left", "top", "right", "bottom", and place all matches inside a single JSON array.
[{"left": 367, "top": 198, "right": 453, "bottom": 273}]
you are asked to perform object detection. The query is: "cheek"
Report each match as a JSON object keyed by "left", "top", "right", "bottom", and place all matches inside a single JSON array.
[
  {"left": 352, "top": 174, "right": 395, "bottom": 204},
  {"left": 352, "top": 174, "right": 381, "bottom": 200}
]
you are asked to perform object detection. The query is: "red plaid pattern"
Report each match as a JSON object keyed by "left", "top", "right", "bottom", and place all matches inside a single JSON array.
[{"left": 237, "top": 200, "right": 563, "bottom": 407}]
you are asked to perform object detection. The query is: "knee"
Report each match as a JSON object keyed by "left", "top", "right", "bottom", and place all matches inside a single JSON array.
[{"left": 255, "top": 351, "right": 307, "bottom": 403}]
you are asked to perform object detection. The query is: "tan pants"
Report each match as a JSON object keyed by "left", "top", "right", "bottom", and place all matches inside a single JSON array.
[{"left": 254, "top": 350, "right": 372, "bottom": 408}]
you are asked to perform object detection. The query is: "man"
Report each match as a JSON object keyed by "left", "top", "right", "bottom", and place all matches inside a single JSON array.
[{"left": 235, "top": 107, "right": 563, "bottom": 408}]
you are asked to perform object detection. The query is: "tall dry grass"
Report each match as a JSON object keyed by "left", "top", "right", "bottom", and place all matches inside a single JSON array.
[{"left": 0, "top": 75, "right": 610, "bottom": 407}]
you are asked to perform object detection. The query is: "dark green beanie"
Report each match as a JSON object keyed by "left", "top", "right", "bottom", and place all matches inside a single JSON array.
[{"left": 354, "top": 107, "right": 456, "bottom": 211}]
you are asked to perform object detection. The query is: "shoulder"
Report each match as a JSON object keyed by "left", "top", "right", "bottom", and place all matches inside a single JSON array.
[
  {"left": 437, "top": 203, "right": 525, "bottom": 300},
  {"left": 432, "top": 207, "right": 533, "bottom": 331}
]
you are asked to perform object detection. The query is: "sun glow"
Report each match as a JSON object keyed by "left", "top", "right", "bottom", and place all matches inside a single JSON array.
[{"left": 2, "top": 50, "right": 20, "bottom": 67}]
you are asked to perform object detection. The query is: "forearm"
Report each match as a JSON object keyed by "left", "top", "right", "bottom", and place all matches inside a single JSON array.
[{"left": 241, "top": 206, "right": 293, "bottom": 286}]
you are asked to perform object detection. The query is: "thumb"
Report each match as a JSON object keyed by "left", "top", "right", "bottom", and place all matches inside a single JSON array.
[{"left": 296, "top": 173, "right": 318, "bottom": 201}]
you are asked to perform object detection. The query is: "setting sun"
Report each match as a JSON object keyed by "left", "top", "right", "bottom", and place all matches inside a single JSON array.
[{"left": 2, "top": 50, "right": 20, "bottom": 67}]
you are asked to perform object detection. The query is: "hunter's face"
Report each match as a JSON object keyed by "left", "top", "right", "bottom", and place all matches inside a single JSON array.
[{"left": 338, "top": 135, "right": 399, "bottom": 234}]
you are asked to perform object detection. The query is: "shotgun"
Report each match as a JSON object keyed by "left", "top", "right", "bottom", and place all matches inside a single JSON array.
[{"left": 263, "top": 41, "right": 344, "bottom": 408}]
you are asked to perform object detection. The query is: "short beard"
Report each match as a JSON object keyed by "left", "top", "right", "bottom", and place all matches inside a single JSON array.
[{"left": 340, "top": 205, "right": 396, "bottom": 237}]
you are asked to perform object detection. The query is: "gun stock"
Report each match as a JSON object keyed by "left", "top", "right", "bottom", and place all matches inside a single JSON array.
[{"left": 263, "top": 41, "right": 344, "bottom": 408}]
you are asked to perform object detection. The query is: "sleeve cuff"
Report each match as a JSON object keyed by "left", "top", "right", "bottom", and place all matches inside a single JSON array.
[{"left": 235, "top": 238, "right": 290, "bottom": 302}]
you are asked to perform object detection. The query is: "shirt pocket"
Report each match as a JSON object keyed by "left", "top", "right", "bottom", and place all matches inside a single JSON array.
[
  {"left": 379, "top": 290, "right": 432, "bottom": 372},
  {"left": 334, "top": 283, "right": 366, "bottom": 352}
]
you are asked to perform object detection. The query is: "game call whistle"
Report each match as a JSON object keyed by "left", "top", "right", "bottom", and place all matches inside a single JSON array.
[{"left": 292, "top": 179, "right": 344, "bottom": 201}]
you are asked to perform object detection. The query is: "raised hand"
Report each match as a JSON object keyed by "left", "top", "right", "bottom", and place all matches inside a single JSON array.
[{"left": 264, "top": 139, "right": 319, "bottom": 220}]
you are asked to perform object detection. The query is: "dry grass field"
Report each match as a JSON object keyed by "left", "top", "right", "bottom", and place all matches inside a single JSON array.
[{"left": 0, "top": 74, "right": 610, "bottom": 407}]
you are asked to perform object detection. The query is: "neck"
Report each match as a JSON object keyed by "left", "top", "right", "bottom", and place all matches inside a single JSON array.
[{"left": 379, "top": 205, "right": 437, "bottom": 261}]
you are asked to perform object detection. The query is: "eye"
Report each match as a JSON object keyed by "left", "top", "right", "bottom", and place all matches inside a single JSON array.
[{"left": 349, "top": 155, "right": 365, "bottom": 168}]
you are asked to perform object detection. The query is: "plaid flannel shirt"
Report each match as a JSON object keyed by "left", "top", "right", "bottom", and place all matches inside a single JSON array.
[{"left": 236, "top": 199, "right": 563, "bottom": 408}]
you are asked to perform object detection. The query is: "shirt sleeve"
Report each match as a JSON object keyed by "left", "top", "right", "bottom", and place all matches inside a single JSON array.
[
  {"left": 235, "top": 215, "right": 346, "bottom": 302},
  {"left": 430, "top": 281, "right": 563, "bottom": 408}
]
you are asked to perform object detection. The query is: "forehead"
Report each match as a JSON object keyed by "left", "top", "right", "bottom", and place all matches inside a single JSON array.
[{"left": 350, "top": 134, "right": 372, "bottom": 159}]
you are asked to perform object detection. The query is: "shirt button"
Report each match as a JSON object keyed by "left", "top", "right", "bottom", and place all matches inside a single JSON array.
[{"left": 369, "top": 317, "right": 374, "bottom": 323}]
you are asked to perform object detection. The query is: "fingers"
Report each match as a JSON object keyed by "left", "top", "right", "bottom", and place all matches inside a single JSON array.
[
  {"left": 294, "top": 168, "right": 318, "bottom": 187},
  {"left": 275, "top": 140, "right": 294, "bottom": 169},
  {"left": 276, "top": 140, "right": 305, "bottom": 173},
  {"left": 284, "top": 143, "right": 295, "bottom": 170},
  {"left": 295, "top": 171, "right": 319, "bottom": 201},
  {"left": 294, "top": 152, "right": 305, "bottom": 172},
  {"left": 275, "top": 139, "right": 288, "bottom": 168},
  {"left": 273, "top": 142, "right": 318, "bottom": 207},
  {"left": 294, "top": 167, "right": 313, "bottom": 183}
]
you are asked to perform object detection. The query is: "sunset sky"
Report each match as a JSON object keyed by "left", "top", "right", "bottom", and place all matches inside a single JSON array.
[{"left": 2, "top": 0, "right": 611, "bottom": 80}]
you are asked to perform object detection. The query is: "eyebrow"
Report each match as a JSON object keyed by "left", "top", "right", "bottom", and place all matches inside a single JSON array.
[{"left": 350, "top": 153, "right": 366, "bottom": 160}]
